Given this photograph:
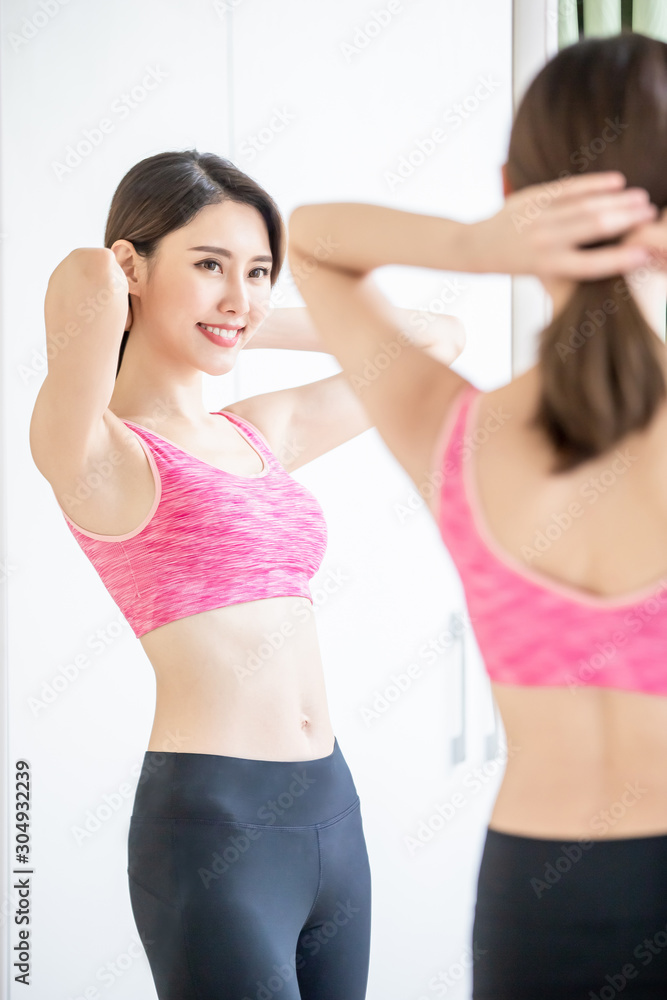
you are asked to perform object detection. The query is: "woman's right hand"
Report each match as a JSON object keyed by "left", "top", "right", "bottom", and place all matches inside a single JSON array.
[
  {"left": 46, "top": 248, "right": 132, "bottom": 331},
  {"left": 49, "top": 247, "right": 128, "bottom": 294}
]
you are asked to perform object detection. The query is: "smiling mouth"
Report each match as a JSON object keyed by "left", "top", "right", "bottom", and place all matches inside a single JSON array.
[{"left": 197, "top": 322, "right": 245, "bottom": 340}]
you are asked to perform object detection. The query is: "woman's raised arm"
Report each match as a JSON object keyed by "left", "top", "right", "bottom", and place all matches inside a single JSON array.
[
  {"left": 284, "top": 173, "right": 657, "bottom": 492},
  {"left": 29, "top": 249, "right": 129, "bottom": 484}
]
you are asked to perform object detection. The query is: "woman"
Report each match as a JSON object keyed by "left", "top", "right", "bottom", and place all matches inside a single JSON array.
[
  {"left": 28, "top": 150, "right": 464, "bottom": 1000},
  {"left": 287, "top": 32, "right": 667, "bottom": 1000}
]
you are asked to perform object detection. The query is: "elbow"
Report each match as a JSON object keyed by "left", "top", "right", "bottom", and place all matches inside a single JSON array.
[{"left": 287, "top": 205, "right": 314, "bottom": 259}]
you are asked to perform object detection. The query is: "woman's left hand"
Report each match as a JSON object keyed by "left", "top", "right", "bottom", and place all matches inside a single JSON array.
[{"left": 469, "top": 171, "right": 658, "bottom": 280}]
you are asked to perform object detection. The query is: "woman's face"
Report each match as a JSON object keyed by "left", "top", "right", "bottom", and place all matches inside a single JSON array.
[{"left": 123, "top": 199, "right": 274, "bottom": 376}]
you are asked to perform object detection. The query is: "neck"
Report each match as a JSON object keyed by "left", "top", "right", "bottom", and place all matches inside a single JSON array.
[{"left": 109, "top": 330, "right": 210, "bottom": 426}]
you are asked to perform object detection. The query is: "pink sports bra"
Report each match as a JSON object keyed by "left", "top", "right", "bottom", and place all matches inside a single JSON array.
[
  {"left": 433, "top": 382, "right": 667, "bottom": 695},
  {"left": 55, "top": 409, "right": 328, "bottom": 637}
]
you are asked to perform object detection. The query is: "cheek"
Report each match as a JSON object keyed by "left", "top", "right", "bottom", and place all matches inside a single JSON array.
[
  {"left": 153, "top": 275, "right": 206, "bottom": 320},
  {"left": 249, "top": 290, "right": 272, "bottom": 326}
]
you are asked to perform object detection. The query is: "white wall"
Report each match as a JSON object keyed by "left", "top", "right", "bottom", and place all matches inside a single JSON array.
[{"left": 1, "top": 1, "right": 513, "bottom": 996}]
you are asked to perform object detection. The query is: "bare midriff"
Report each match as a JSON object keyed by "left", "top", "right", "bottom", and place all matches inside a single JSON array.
[{"left": 140, "top": 595, "right": 336, "bottom": 762}]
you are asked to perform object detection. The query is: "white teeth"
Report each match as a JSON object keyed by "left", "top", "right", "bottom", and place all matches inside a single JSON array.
[{"left": 200, "top": 323, "right": 241, "bottom": 339}]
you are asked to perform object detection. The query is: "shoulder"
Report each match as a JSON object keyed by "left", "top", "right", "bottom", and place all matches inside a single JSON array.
[{"left": 217, "top": 392, "right": 292, "bottom": 458}]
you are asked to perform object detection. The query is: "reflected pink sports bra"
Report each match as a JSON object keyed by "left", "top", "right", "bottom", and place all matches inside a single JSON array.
[
  {"left": 433, "top": 382, "right": 667, "bottom": 695},
  {"left": 56, "top": 410, "right": 328, "bottom": 637}
]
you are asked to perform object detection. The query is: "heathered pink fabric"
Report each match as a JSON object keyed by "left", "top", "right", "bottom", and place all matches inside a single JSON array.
[
  {"left": 434, "top": 382, "right": 667, "bottom": 695},
  {"left": 56, "top": 410, "right": 328, "bottom": 637}
]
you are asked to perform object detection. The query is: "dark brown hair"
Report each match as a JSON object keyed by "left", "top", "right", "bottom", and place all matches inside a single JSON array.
[
  {"left": 104, "top": 150, "right": 285, "bottom": 377},
  {"left": 506, "top": 31, "right": 667, "bottom": 473}
]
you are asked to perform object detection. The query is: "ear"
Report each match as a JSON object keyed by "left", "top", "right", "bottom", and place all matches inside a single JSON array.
[{"left": 110, "top": 239, "right": 143, "bottom": 297}]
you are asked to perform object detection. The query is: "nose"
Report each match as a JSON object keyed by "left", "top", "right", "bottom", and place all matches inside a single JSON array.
[{"left": 218, "top": 268, "right": 250, "bottom": 317}]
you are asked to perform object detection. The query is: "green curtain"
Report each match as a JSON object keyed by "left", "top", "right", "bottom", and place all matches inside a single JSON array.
[
  {"left": 558, "top": 2, "right": 580, "bottom": 48},
  {"left": 632, "top": 0, "right": 667, "bottom": 40},
  {"left": 556, "top": 0, "right": 667, "bottom": 335},
  {"left": 560, "top": 0, "right": 667, "bottom": 45},
  {"left": 584, "top": 0, "right": 622, "bottom": 35}
]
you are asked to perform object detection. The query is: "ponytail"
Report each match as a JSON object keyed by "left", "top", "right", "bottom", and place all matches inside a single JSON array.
[
  {"left": 116, "top": 325, "right": 130, "bottom": 379},
  {"left": 530, "top": 275, "right": 666, "bottom": 473}
]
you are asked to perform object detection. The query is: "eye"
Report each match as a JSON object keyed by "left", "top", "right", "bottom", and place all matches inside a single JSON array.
[{"left": 196, "top": 260, "right": 270, "bottom": 279}]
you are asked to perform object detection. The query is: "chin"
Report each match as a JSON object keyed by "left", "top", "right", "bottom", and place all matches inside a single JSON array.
[{"left": 208, "top": 357, "right": 239, "bottom": 376}]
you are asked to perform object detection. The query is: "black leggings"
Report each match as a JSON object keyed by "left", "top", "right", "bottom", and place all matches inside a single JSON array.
[
  {"left": 127, "top": 737, "right": 372, "bottom": 1000},
  {"left": 472, "top": 827, "right": 667, "bottom": 999}
]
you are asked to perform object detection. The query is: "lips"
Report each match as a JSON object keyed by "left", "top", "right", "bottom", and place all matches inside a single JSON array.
[
  {"left": 197, "top": 322, "right": 245, "bottom": 348},
  {"left": 198, "top": 322, "right": 244, "bottom": 332},
  {"left": 198, "top": 322, "right": 245, "bottom": 337},
  {"left": 200, "top": 323, "right": 243, "bottom": 329}
]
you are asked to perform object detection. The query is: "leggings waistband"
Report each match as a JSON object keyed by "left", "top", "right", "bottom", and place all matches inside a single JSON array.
[
  {"left": 130, "top": 736, "right": 359, "bottom": 827},
  {"left": 477, "top": 827, "right": 667, "bottom": 922}
]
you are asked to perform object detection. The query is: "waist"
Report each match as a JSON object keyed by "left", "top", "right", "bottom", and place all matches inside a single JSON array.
[
  {"left": 476, "top": 827, "right": 667, "bottom": 923},
  {"left": 145, "top": 613, "right": 333, "bottom": 758},
  {"left": 491, "top": 762, "right": 667, "bottom": 840},
  {"left": 130, "top": 736, "right": 359, "bottom": 826},
  {"left": 140, "top": 595, "right": 320, "bottom": 668}
]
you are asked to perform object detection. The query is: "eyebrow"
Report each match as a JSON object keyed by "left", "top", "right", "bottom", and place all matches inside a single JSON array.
[{"left": 187, "top": 245, "right": 273, "bottom": 263}]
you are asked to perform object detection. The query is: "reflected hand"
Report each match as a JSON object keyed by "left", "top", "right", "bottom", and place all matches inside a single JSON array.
[
  {"left": 473, "top": 171, "right": 658, "bottom": 280},
  {"left": 617, "top": 205, "right": 667, "bottom": 272}
]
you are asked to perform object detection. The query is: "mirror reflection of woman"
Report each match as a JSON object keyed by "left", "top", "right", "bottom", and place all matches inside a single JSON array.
[
  {"left": 287, "top": 32, "right": 667, "bottom": 1000},
  {"left": 29, "top": 150, "right": 463, "bottom": 1000}
]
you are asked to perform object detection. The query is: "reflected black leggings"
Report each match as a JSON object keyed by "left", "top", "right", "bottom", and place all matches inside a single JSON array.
[
  {"left": 127, "top": 737, "right": 372, "bottom": 1000},
  {"left": 472, "top": 827, "right": 667, "bottom": 999}
]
